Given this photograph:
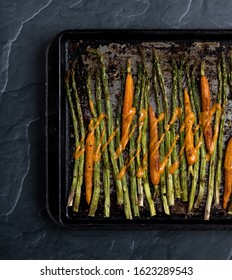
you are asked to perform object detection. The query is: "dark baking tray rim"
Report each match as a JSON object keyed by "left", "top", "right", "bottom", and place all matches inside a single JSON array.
[{"left": 46, "top": 29, "right": 232, "bottom": 230}]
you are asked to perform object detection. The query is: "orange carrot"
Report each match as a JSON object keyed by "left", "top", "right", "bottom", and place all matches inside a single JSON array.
[
  {"left": 115, "top": 59, "right": 136, "bottom": 160},
  {"left": 184, "top": 88, "right": 198, "bottom": 165},
  {"left": 223, "top": 138, "right": 232, "bottom": 209},
  {"left": 85, "top": 121, "right": 95, "bottom": 205},
  {"left": 148, "top": 104, "right": 160, "bottom": 185},
  {"left": 200, "top": 62, "right": 213, "bottom": 154},
  {"left": 122, "top": 59, "right": 135, "bottom": 138}
]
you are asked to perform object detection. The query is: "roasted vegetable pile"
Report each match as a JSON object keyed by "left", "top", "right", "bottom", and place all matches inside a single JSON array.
[{"left": 65, "top": 44, "right": 232, "bottom": 220}]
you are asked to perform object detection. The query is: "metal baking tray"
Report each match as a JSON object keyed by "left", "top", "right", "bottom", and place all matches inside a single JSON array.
[{"left": 46, "top": 29, "right": 232, "bottom": 229}]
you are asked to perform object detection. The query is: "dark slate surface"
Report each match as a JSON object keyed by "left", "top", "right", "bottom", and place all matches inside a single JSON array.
[{"left": 1, "top": 0, "right": 232, "bottom": 260}]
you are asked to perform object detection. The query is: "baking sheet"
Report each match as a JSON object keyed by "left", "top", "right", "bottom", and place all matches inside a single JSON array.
[{"left": 46, "top": 30, "right": 232, "bottom": 229}]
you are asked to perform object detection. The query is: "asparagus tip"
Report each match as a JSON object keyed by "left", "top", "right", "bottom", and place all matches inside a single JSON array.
[
  {"left": 87, "top": 48, "right": 101, "bottom": 57},
  {"left": 172, "top": 57, "right": 177, "bottom": 67},
  {"left": 152, "top": 47, "right": 157, "bottom": 56},
  {"left": 182, "top": 53, "right": 188, "bottom": 63},
  {"left": 65, "top": 70, "right": 71, "bottom": 83},
  {"left": 193, "top": 60, "right": 198, "bottom": 71},
  {"left": 185, "top": 58, "right": 190, "bottom": 69},
  {"left": 71, "top": 59, "right": 77, "bottom": 74}
]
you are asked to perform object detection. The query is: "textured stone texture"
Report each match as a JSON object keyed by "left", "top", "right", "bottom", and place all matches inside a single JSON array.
[{"left": 1, "top": 0, "right": 232, "bottom": 260}]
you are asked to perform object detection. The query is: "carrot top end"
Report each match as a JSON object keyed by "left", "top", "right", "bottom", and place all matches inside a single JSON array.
[{"left": 201, "top": 61, "right": 205, "bottom": 76}]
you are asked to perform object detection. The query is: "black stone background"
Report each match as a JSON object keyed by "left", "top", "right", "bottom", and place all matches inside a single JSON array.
[{"left": 1, "top": 0, "right": 232, "bottom": 260}]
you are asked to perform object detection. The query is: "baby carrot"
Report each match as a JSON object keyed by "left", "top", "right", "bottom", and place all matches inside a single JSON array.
[
  {"left": 148, "top": 104, "right": 160, "bottom": 186},
  {"left": 115, "top": 59, "right": 136, "bottom": 158},
  {"left": 200, "top": 61, "right": 213, "bottom": 154},
  {"left": 85, "top": 120, "right": 95, "bottom": 205},
  {"left": 223, "top": 138, "right": 232, "bottom": 209},
  {"left": 122, "top": 59, "right": 134, "bottom": 135},
  {"left": 184, "top": 88, "right": 198, "bottom": 166}
]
